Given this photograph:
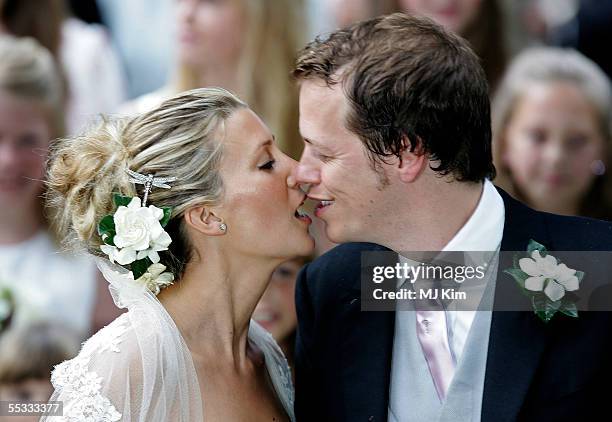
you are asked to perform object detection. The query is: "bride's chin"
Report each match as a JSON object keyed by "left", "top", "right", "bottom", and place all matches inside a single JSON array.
[{"left": 298, "top": 233, "right": 316, "bottom": 255}]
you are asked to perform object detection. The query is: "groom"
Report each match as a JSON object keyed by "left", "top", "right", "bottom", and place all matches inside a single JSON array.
[{"left": 290, "top": 13, "right": 612, "bottom": 422}]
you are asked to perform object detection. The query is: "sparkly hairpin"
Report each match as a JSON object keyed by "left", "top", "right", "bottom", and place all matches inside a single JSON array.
[{"left": 126, "top": 169, "right": 177, "bottom": 206}]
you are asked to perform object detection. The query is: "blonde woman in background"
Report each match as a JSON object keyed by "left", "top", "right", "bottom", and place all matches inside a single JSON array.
[
  {"left": 0, "top": 35, "right": 109, "bottom": 337},
  {"left": 492, "top": 47, "right": 612, "bottom": 220},
  {"left": 123, "top": 0, "right": 304, "bottom": 159}
]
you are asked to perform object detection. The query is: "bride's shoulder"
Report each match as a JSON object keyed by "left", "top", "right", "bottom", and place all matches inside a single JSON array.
[
  {"left": 81, "top": 313, "right": 134, "bottom": 356},
  {"left": 51, "top": 313, "right": 140, "bottom": 385},
  {"left": 48, "top": 314, "right": 135, "bottom": 422}
]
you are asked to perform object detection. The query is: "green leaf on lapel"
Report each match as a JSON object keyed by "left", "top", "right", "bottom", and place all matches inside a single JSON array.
[
  {"left": 532, "top": 295, "right": 561, "bottom": 323},
  {"left": 527, "top": 239, "right": 547, "bottom": 255}
]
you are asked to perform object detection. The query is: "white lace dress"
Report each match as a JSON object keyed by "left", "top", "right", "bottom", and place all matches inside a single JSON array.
[{"left": 41, "top": 262, "right": 295, "bottom": 422}]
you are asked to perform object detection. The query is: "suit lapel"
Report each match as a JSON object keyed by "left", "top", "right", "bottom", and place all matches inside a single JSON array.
[
  {"left": 341, "top": 248, "right": 396, "bottom": 421},
  {"left": 481, "top": 189, "right": 550, "bottom": 422}
]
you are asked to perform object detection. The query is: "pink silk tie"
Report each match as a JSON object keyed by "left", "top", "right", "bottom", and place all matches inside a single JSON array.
[{"left": 415, "top": 308, "right": 456, "bottom": 401}]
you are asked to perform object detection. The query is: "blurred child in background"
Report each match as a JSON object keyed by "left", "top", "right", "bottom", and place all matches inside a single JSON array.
[{"left": 492, "top": 47, "right": 612, "bottom": 220}]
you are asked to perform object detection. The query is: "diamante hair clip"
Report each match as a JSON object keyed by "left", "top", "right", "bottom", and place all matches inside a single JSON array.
[{"left": 126, "top": 168, "right": 177, "bottom": 206}]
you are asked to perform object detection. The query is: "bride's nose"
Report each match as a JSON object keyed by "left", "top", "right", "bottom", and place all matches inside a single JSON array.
[{"left": 286, "top": 156, "right": 300, "bottom": 189}]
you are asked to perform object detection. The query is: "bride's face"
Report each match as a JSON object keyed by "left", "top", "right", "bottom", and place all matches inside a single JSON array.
[{"left": 216, "top": 108, "right": 314, "bottom": 259}]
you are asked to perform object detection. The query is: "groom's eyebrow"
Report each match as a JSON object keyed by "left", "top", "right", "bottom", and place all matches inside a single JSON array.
[{"left": 304, "top": 137, "right": 333, "bottom": 153}]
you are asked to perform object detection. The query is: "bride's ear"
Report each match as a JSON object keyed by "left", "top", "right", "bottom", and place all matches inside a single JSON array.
[
  {"left": 397, "top": 135, "right": 427, "bottom": 183},
  {"left": 184, "top": 205, "right": 225, "bottom": 236}
]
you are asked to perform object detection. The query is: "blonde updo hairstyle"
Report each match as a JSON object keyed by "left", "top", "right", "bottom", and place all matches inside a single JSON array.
[{"left": 47, "top": 87, "right": 247, "bottom": 277}]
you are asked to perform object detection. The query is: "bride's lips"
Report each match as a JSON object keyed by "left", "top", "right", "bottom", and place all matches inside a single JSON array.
[{"left": 293, "top": 195, "right": 312, "bottom": 225}]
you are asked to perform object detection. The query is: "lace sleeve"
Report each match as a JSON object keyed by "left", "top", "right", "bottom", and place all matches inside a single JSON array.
[{"left": 42, "top": 315, "right": 128, "bottom": 421}]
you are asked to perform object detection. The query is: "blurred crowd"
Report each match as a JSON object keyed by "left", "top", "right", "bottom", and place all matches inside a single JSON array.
[{"left": 0, "top": 0, "right": 611, "bottom": 415}]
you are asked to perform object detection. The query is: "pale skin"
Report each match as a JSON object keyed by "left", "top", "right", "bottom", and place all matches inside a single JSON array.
[
  {"left": 293, "top": 79, "right": 483, "bottom": 252},
  {"left": 158, "top": 108, "right": 313, "bottom": 420}
]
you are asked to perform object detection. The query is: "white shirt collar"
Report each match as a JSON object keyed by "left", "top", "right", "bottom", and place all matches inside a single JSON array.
[{"left": 442, "top": 179, "right": 505, "bottom": 252}]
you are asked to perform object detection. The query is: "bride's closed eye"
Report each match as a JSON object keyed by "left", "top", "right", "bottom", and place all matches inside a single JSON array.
[{"left": 258, "top": 159, "right": 276, "bottom": 170}]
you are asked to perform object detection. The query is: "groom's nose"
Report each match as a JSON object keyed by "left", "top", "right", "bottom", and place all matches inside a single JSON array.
[{"left": 292, "top": 159, "right": 321, "bottom": 187}]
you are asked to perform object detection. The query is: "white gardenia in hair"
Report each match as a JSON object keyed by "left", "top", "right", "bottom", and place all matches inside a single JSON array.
[
  {"left": 520, "top": 250, "right": 579, "bottom": 301},
  {"left": 101, "top": 197, "right": 171, "bottom": 265}
]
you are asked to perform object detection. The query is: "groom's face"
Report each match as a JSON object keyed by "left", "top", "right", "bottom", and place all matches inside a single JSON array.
[{"left": 294, "top": 80, "right": 393, "bottom": 243}]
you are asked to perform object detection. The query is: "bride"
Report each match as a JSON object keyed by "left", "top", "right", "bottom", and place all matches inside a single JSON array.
[{"left": 42, "top": 87, "right": 314, "bottom": 421}]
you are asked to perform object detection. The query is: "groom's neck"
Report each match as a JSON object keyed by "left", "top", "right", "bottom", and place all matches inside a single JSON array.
[{"left": 378, "top": 179, "right": 483, "bottom": 253}]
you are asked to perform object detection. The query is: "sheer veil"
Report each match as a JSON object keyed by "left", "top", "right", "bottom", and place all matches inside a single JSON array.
[{"left": 42, "top": 258, "right": 295, "bottom": 421}]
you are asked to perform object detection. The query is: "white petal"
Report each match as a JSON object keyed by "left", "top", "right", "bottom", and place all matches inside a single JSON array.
[
  {"left": 542, "top": 253, "right": 557, "bottom": 267},
  {"left": 128, "top": 197, "right": 142, "bottom": 209},
  {"left": 148, "top": 250, "right": 160, "bottom": 264},
  {"left": 555, "top": 263, "right": 576, "bottom": 283},
  {"left": 100, "top": 245, "right": 117, "bottom": 263},
  {"left": 148, "top": 205, "right": 164, "bottom": 221},
  {"left": 519, "top": 258, "right": 541, "bottom": 276},
  {"left": 136, "top": 250, "right": 148, "bottom": 260},
  {"left": 113, "top": 234, "right": 129, "bottom": 249},
  {"left": 544, "top": 280, "right": 565, "bottom": 302},
  {"left": 115, "top": 247, "right": 137, "bottom": 265},
  {"left": 147, "top": 263, "right": 166, "bottom": 277},
  {"left": 156, "top": 272, "right": 174, "bottom": 285},
  {"left": 152, "top": 231, "right": 172, "bottom": 250},
  {"left": 132, "top": 234, "right": 152, "bottom": 251},
  {"left": 558, "top": 275, "right": 579, "bottom": 292},
  {"left": 525, "top": 276, "right": 545, "bottom": 292},
  {"left": 149, "top": 222, "right": 164, "bottom": 239}
]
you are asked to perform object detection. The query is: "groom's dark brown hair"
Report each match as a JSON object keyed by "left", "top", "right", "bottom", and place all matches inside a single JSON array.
[{"left": 293, "top": 13, "right": 495, "bottom": 182}]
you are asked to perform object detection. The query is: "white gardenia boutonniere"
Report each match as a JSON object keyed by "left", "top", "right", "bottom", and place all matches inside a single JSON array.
[
  {"left": 98, "top": 194, "right": 174, "bottom": 293},
  {"left": 504, "top": 240, "right": 584, "bottom": 323}
]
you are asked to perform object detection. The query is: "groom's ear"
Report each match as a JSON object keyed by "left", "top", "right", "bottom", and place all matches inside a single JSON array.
[
  {"left": 397, "top": 135, "right": 427, "bottom": 183},
  {"left": 184, "top": 206, "right": 224, "bottom": 236}
]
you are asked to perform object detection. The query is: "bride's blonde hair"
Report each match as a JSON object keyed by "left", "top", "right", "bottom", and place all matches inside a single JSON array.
[{"left": 47, "top": 87, "right": 247, "bottom": 277}]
